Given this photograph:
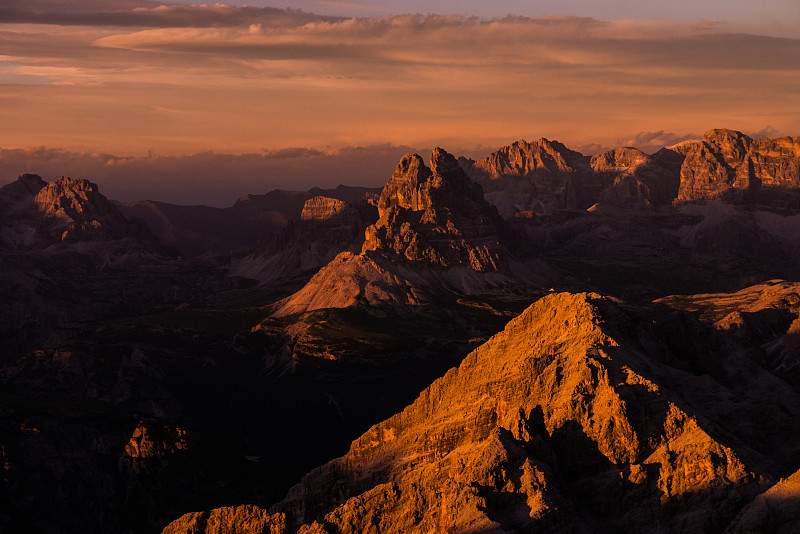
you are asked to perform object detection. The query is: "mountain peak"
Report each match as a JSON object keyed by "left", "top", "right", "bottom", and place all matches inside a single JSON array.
[
  {"left": 364, "top": 149, "right": 506, "bottom": 271},
  {"left": 17, "top": 172, "right": 47, "bottom": 192},
  {"left": 376, "top": 153, "right": 433, "bottom": 218},
  {"left": 703, "top": 128, "right": 750, "bottom": 145},
  {"left": 430, "top": 146, "right": 458, "bottom": 176},
  {"left": 35, "top": 176, "right": 108, "bottom": 219},
  {"left": 251, "top": 290, "right": 769, "bottom": 533},
  {"left": 31, "top": 176, "right": 149, "bottom": 243},
  {"left": 268, "top": 149, "right": 513, "bottom": 316},
  {"left": 469, "top": 137, "right": 588, "bottom": 181},
  {"left": 0, "top": 173, "right": 46, "bottom": 202}
]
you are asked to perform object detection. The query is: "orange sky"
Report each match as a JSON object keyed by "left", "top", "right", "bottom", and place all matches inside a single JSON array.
[{"left": 0, "top": 1, "right": 798, "bottom": 203}]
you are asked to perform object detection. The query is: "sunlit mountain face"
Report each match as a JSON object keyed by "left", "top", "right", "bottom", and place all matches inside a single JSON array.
[{"left": 2, "top": 2, "right": 800, "bottom": 534}]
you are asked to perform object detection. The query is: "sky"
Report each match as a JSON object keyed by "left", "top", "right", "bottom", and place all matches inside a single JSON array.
[{"left": 0, "top": 0, "right": 798, "bottom": 205}]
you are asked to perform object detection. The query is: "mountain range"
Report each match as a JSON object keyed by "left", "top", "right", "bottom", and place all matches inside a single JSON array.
[{"left": 2, "top": 128, "right": 800, "bottom": 533}]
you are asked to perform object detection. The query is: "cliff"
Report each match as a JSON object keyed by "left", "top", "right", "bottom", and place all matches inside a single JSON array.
[{"left": 364, "top": 147, "right": 507, "bottom": 271}]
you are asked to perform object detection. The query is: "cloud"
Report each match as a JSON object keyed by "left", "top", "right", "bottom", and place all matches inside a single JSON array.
[
  {"left": 0, "top": 1, "right": 340, "bottom": 28},
  {"left": 80, "top": 13, "right": 800, "bottom": 82},
  {"left": 618, "top": 130, "right": 700, "bottom": 153},
  {"left": 745, "top": 125, "right": 782, "bottom": 139},
  {"left": 0, "top": 4, "right": 798, "bottom": 160}
]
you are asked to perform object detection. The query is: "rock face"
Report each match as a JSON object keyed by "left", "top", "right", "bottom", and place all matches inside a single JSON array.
[
  {"left": 592, "top": 147, "right": 683, "bottom": 208},
  {"left": 0, "top": 174, "right": 155, "bottom": 249},
  {"left": 726, "top": 468, "right": 800, "bottom": 533},
  {"left": 752, "top": 135, "right": 800, "bottom": 189},
  {"left": 0, "top": 172, "right": 46, "bottom": 201},
  {"left": 32, "top": 176, "right": 141, "bottom": 242},
  {"left": 123, "top": 421, "right": 192, "bottom": 470},
  {"left": 300, "top": 196, "right": 350, "bottom": 221},
  {"left": 471, "top": 138, "right": 586, "bottom": 178},
  {"left": 267, "top": 148, "right": 529, "bottom": 317},
  {"left": 656, "top": 279, "right": 800, "bottom": 387},
  {"left": 273, "top": 293, "right": 762, "bottom": 533},
  {"left": 162, "top": 507, "right": 286, "bottom": 534},
  {"left": 678, "top": 130, "right": 758, "bottom": 201},
  {"left": 677, "top": 129, "right": 800, "bottom": 201},
  {"left": 591, "top": 147, "right": 649, "bottom": 173},
  {"left": 462, "top": 138, "right": 683, "bottom": 214},
  {"left": 462, "top": 130, "right": 800, "bottom": 214},
  {"left": 263, "top": 251, "right": 426, "bottom": 316},
  {"left": 166, "top": 291, "right": 800, "bottom": 533},
  {"left": 462, "top": 138, "right": 590, "bottom": 217},
  {"left": 228, "top": 197, "right": 375, "bottom": 285},
  {"left": 365, "top": 148, "right": 506, "bottom": 271}
]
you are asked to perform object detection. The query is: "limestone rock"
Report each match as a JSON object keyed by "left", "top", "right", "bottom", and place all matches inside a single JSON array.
[
  {"left": 725, "top": 469, "right": 800, "bottom": 534},
  {"left": 678, "top": 130, "right": 753, "bottom": 201},
  {"left": 257, "top": 291, "right": 797, "bottom": 533},
  {"left": 266, "top": 149, "right": 537, "bottom": 318},
  {"left": 123, "top": 421, "right": 192, "bottom": 472},
  {"left": 591, "top": 147, "right": 649, "bottom": 173},
  {"left": 1, "top": 174, "right": 158, "bottom": 250},
  {"left": 677, "top": 129, "right": 800, "bottom": 201},
  {"left": 364, "top": 148, "right": 507, "bottom": 272},
  {"left": 657, "top": 279, "right": 800, "bottom": 386},
  {"left": 592, "top": 147, "right": 683, "bottom": 209},
  {"left": 463, "top": 138, "right": 684, "bottom": 214},
  {"left": 300, "top": 197, "right": 351, "bottom": 222},
  {"left": 470, "top": 138, "right": 587, "bottom": 179},
  {"left": 116, "top": 186, "right": 381, "bottom": 257},
  {"left": 750, "top": 135, "right": 800, "bottom": 189},
  {"left": 267, "top": 252, "right": 426, "bottom": 316},
  {"left": 462, "top": 139, "right": 589, "bottom": 217},
  {"left": 437, "top": 130, "right": 800, "bottom": 216},
  {"left": 32, "top": 176, "right": 134, "bottom": 241},
  {"left": 376, "top": 153, "right": 433, "bottom": 217},
  {"left": 162, "top": 506, "right": 286, "bottom": 534}
]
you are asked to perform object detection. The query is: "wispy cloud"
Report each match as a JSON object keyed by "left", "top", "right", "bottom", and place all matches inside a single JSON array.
[{"left": 618, "top": 130, "right": 700, "bottom": 153}]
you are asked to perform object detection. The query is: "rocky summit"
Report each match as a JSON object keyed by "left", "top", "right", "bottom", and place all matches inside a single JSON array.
[
  {"left": 364, "top": 147, "right": 506, "bottom": 272},
  {"left": 269, "top": 148, "right": 523, "bottom": 317},
  {"left": 461, "top": 129, "right": 800, "bottom": 217},
  {"left": 461, "top": 138, "right": 589, "bottom": 217},
  {"left": 678, "top": 129, "right": 800, "bottom": 201},
  {"left": 33, "top": 176, "right": 143, "bottom": 242},
  {"left": 0, "top": 174, "right": 153, "bottom": 248}
]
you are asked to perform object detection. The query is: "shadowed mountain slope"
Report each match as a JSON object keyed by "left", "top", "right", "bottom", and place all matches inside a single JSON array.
[
  {"left": 227, "top": 195, "right": 377, "bottom": 286},
  {"left": 116, "top": 185, "right": 380, "bottom": 257}
]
